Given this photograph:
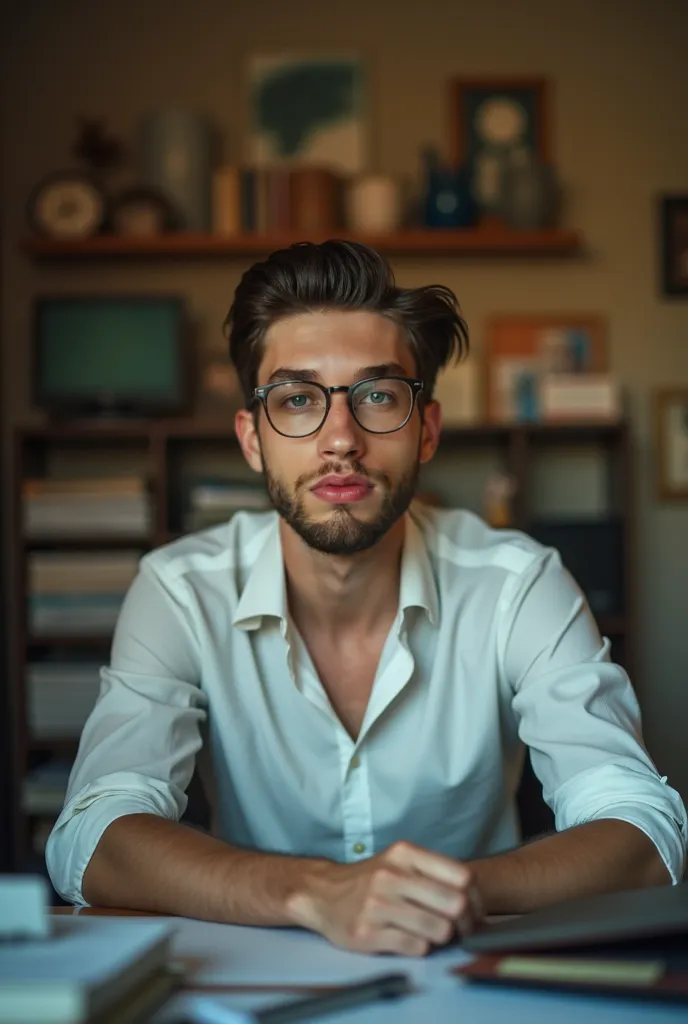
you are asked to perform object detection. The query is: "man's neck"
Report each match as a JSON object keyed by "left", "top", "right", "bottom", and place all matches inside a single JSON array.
[{"left": 280, "top": 517, "right": 405, "bottom": 640}]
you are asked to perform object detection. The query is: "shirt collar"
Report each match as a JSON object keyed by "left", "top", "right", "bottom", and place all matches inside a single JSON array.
[
  {"left": 399, "top": 507, "right": 439, "bottom": 627},
  {"left": 232, "top": 516, "right": 287, "bottom": 630},
  {"left": 232, "top": 506, "right": 439, "bottom": 631}
]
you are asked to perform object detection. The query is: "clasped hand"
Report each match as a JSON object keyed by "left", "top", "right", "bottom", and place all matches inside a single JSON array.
[{"left": 289, "top": 840, "right": 484, "bottom": 956}]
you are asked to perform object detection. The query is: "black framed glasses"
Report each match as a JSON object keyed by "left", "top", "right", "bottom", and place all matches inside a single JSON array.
[{"left": 252, "top": 376, "right": 424, "bottom": 438}]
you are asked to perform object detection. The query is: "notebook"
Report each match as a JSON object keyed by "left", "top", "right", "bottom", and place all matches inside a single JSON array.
[
  {"left": 456, "top": 881, "right": 688, "bottom": 1005},
  {"left": 463, "top": 880, "right": 688, "bottom": 954},
  {"left": 0, "top": 915, "right": 174, "bottom": 1023}
]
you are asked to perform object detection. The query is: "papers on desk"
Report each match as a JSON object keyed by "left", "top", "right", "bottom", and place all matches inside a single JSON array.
[
  {"left": 0, "top": 915, "right": 174, "bottom": 1023},
  {"left": 161, "top": 917, "right": 470, "bottom": 989}
]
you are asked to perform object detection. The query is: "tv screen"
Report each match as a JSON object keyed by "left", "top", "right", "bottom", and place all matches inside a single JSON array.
[{"left": 33, "top": 295, "right": 188, "bottom": 416}]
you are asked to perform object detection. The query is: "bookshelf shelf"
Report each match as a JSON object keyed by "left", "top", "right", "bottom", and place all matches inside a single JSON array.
[
  {"left": 22, "top": 227, "right": 584, "bottom": 260},
  {"left": 24, "top": 535, "right": 153, "bottom": 550}
]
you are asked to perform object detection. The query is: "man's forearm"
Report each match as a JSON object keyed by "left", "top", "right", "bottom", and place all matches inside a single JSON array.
[
  {"left": 468, "top": 819, "right": 671, "bottom": 915},
  {"left": 81, "top": 813, "right": 329, "bottom": 925}
]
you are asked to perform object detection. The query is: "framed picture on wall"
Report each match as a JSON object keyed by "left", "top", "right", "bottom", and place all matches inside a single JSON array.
[
  {"left": 246, "top": 53, "right": 366, "bottom": 173},
  {"left": 484, "top": 314, "right": 608, "bottom": 423},
  {"left": 655, "top": 389, "right": 688, "bottom": 499},
  {"left": 659, "top": 195, "right": 688, "bottom": 297},
  {"left": 449, "top": 76, "right": 550, "bottom": 216}
]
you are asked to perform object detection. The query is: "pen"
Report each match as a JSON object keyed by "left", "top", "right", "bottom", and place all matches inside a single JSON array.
[{"left": 188, "top": 972, "right": 413, "bottom": 1024}]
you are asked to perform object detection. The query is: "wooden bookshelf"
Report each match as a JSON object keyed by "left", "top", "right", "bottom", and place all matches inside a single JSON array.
[
  {"left": 21, "top": 227, "right": 584, "bottom": 260},
  {"left": 10, "top": 419, "right": 634, "bottom": 865}
]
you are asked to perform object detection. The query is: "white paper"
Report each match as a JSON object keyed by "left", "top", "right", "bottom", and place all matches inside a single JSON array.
[{"left": 160, "top": 917, "right": 471, "bottom": 989}]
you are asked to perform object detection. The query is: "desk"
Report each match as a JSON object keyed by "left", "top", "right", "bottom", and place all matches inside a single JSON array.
[{"left": 54, "top": 908, "right": 688, "bottom": 1022}]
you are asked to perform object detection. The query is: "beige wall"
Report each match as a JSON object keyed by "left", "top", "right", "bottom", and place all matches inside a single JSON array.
[{"left": 3, "top": 0, "right": 688, "bottom": 792}]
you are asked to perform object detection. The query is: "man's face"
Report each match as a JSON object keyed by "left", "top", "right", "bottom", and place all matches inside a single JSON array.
[{"left": 235, "top": 310, "right": 441, "bottom": 556}]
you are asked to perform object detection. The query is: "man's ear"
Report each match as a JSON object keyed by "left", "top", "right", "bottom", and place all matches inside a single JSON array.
[
  {"left": 235, "top": 408, "right": 264, "bottom": 473},
  {"left": 419, "top": 399, "right": 441, "bottom": 464}
]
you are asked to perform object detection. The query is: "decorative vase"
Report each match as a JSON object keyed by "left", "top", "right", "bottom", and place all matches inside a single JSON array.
[
  {"left": 346, "top": 174, "right": 401, "bottom": 234},
  {"left": 500, "top": 154, "right": 559, "bottom": 230},
  {"left": 420, "top": 147, "right": 477, "bottom": 229},
  {"left": 139, "top": 109, "right": 212, "bottom": 231}
]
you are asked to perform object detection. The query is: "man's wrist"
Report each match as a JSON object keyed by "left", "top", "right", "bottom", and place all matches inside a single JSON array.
[{"left": 283, "top": 857, "right": 337, "bottom": 931}]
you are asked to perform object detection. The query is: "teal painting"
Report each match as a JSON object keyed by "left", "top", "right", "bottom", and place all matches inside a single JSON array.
[{"left": 247, "top": 55, "right": 365, "bottom": 172}]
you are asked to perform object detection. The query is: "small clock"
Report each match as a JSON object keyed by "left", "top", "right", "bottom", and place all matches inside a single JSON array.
[{"left": 27, "top": 170, "right": 106, "bottom": 239}]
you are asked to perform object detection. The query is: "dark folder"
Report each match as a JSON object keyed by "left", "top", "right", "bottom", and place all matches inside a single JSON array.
[{"left": 456, "top": 881, "right": 688, "bottom": 1004}]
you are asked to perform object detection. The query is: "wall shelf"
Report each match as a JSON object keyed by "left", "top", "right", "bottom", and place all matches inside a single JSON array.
[{"left": 21, "top": 227, "right": 584, "bottom": 260}]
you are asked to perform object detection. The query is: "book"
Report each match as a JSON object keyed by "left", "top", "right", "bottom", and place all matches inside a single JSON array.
[{"left": 0, "top": 915, "right": 173, "bottom": 1023}]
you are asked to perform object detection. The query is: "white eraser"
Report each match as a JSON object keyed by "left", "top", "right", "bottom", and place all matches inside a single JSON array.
[{"left": 0, "top": 875, "right": 51, "bottom": 939}]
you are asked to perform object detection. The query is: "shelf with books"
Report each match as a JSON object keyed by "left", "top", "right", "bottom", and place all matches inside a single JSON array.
[
  {"left": 9, "top": 419, "right": 636, "bottom": 867},
  {"left": 21, "top": 227, "right": 584, "bottom": 260},
  {"left": 23, "top": 535, "right": 154, "bottom": 550}
]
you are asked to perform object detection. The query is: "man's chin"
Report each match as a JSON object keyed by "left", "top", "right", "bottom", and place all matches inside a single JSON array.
[{"left": 286, "top": 507, "right": 388, "bottom": 556}]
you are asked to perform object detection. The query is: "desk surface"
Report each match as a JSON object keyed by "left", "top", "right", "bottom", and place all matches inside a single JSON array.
[{"left": 53, "top": 908, "right": 688, "bottom": 1023}]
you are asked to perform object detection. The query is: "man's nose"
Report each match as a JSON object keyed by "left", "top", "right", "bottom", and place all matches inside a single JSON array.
[{"left": 317, "top": 394, "right": 366, "bottom": 459}]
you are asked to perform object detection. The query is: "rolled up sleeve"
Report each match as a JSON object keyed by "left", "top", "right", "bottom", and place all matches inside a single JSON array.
[
  {"left": 499, "top": 548, "right": 687, "bottom": 884},
  {"left": 45, "top": 562, "right": 207, "bottom": 905}
]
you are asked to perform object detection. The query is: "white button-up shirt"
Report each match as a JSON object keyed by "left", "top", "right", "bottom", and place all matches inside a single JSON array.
[{"left": 46, "top": 505, "right": 687, "bottom": 904}]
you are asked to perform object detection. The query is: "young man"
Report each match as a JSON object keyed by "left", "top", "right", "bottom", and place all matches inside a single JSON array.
[{"left": 47, "top": 241, "right": 685, "bottom": 956}]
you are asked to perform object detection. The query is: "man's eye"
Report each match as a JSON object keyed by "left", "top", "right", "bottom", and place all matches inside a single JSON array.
[
  {"left": 284, "top": 394, "right": 311, "bottom": 409},
  {"left": 362, "top": 391, "right": 393, "bottom": 405}
]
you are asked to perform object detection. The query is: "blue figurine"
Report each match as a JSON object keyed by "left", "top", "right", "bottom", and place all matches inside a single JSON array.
[{"left": 420, "top": 147, "right": 477, "bottom": 229}]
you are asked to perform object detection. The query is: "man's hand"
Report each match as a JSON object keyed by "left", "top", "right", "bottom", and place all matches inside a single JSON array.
[{"left": 286, "top": 841, "right": 483, "bottom": 956}]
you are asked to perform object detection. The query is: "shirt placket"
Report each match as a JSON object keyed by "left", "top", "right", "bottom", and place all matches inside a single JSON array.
[{"left": 337, "top": 730, "right": 374, "bottom": 862}]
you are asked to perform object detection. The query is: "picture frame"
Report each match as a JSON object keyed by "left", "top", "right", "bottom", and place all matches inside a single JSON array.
[
  {"left": 655, "top": 389, "right": 688, "bottom": 499},
  {"left": 659, "top": 195, "right": 688, "bottom": 297},
  {"left": 449, "top": 77, "right": 550, "bottom": 216},
  {"left": 246, "top": 53, "right": 366, "bottom": 173},
  {"left": 484, "top": 314, "right": 608, "bottom": 423}
]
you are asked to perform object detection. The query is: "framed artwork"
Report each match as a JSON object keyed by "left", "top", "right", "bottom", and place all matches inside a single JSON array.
[
  {"left": 246, "top": 54, "right": 366, "bottom": 173},
  {"left": 484, "top": 314, "right": 607, "bottom": 423},
  {"left": 449, "top": 77, "right": 550, "bottom": 216},
  {"left": 660, "top": 195, "right": 688, "bottom": 297},
  {"left": 655, "top": 389, "right": 688, "bottom": 499}
]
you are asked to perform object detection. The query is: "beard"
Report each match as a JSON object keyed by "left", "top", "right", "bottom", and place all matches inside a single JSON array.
[{"left": 262, "top": 455, "right": 420, "bottom": 556}]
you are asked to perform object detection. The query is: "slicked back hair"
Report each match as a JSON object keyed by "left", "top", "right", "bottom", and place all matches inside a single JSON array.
[{"left": 223, "top": 239, "right": 469, "bottom": 407}]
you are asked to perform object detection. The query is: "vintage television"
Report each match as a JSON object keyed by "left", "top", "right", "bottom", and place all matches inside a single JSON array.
[{"left": 32, "top": 295, "right": 191, "bottom": 418}]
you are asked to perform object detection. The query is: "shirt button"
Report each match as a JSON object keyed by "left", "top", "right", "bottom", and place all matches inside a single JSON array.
[
  {"left": 350, "top": 756, "right": 360, "bottom": 769},
  {"left": 353, "top": 842, "right": 366, "bottom": 854}
]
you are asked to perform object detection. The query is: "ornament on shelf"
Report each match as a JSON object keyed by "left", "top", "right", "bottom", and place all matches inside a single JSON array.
[
  {"left": 71, "top": 117, "right": 125, "bottom": 177},
  {"left": 483, "top": 472, "right": 517, "bottom": 528}
]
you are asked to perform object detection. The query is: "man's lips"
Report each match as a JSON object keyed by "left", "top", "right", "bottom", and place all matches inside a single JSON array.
[{"left": 310, "top": 475, "right": 373, "bottom": 504}]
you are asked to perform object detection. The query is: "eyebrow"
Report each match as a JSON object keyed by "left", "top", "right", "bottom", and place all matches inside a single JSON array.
[{"left": 266, "top": 363, "right": 410, "bottom": 385}]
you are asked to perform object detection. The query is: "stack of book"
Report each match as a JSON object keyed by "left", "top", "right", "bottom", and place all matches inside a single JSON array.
[
  {"left": 184, "top": 478, "right": 270, "bottom": 532},
  {"left": 28, "top": 551, "right": 140, "bottom": 636},
  {"left": 213, "top": 164, "right": 338, "bottom": 235},
  {"left": 0, "top": 907, "right": 175, "bottom": 1023},
  {"left": 23, "top": 476, "right": 151, "bottom": 539},
  {"left": 27, "top": 658, "right": 102, "bottom": 738}
]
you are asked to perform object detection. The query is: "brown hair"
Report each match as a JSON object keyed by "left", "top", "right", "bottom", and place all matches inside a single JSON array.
[{"left": 223, "top": 239, "right": 469, "bottom": 406}]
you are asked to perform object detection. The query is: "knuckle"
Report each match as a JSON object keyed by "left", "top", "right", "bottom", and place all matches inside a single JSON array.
[
  {"left": 388, "top": 840, "right": 413, "bottom": 862},
  {"left": 452, "top": 892, "right": 468, "bottom": 917},
  {"left": 406, "top": 936, "right": 430, "bottom": 957},
  {"left": 371, "top": 867, "right": 394, "bottom": 891},
  {"left": 363, "top": 893, "right": 385, "bottom": 916},
  {"left": 392, "top": 839, "right": 413, "bottom": 854},
  {"left": 352, "top": 921, "right": 373, "bottom": 945},
  {"left": 435, "top": 917, "right": 453, "bottom": 944}
]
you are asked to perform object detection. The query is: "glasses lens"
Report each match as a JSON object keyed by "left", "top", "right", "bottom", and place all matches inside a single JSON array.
[
  {"left": 352, "top": 378, "right": 414, "bottom": 433},
  {"left": 266, "top": 382, "right": 327, "bottom": 437}
]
